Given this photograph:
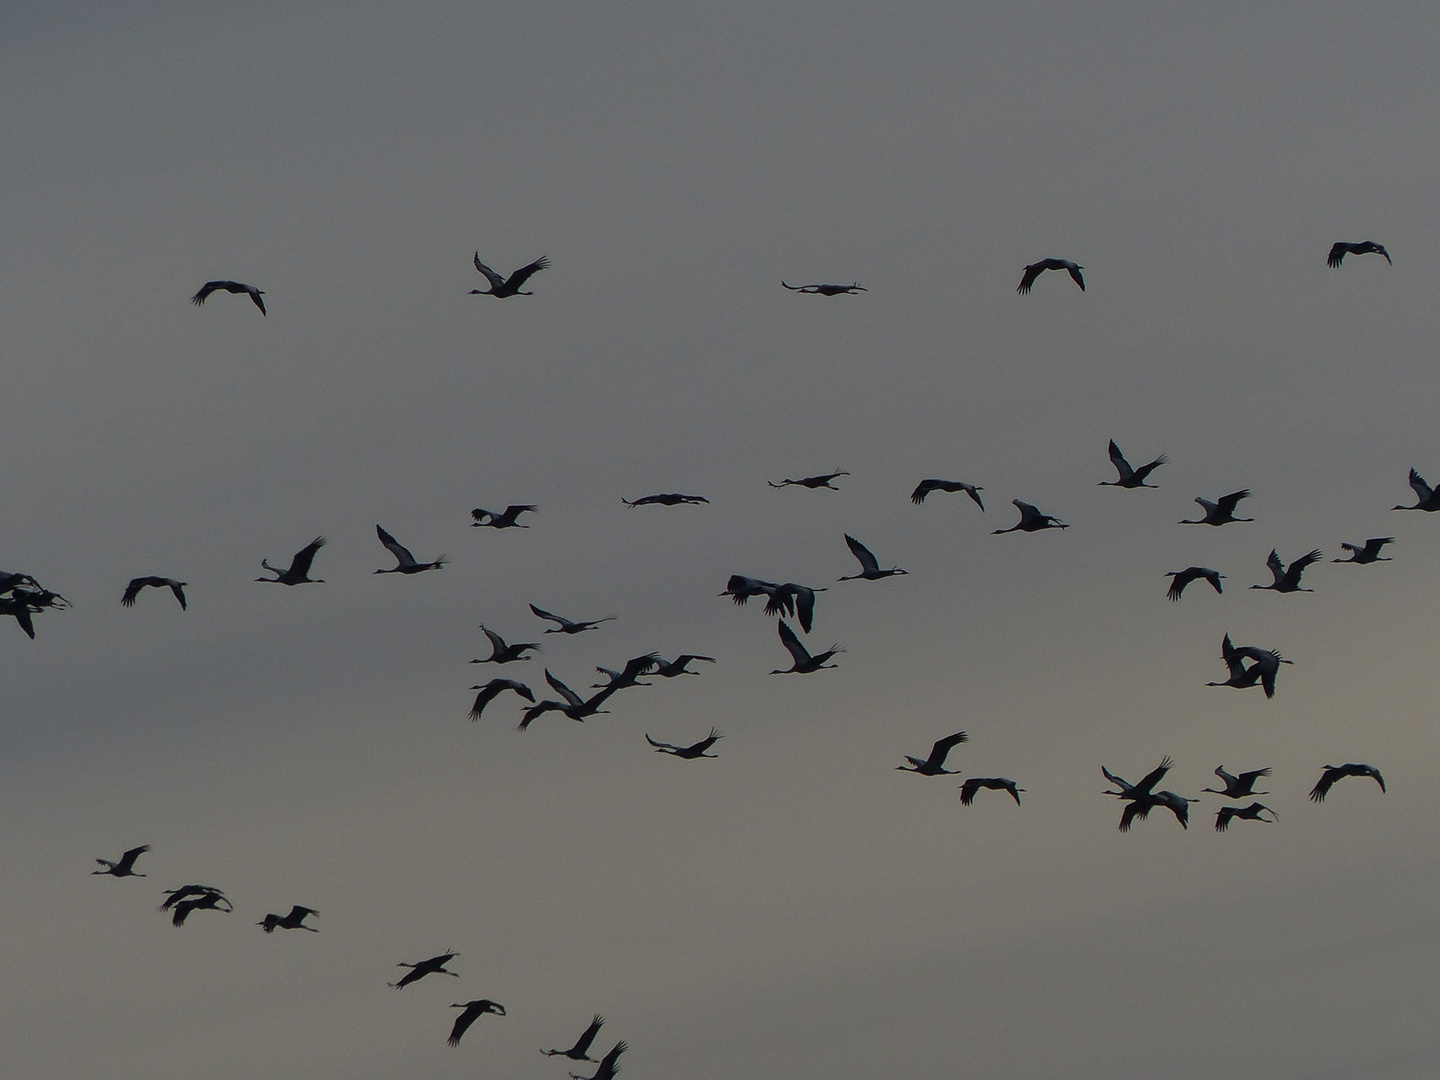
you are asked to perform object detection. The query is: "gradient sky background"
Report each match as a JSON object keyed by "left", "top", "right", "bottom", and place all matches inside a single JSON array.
[{"left": 4, "top": 2, "right": 1440, "bottom": 1077}]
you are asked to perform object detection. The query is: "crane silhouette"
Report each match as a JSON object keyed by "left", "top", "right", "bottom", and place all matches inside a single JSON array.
[
  {"left": 1310, "top": 763, "right": 1386, "bottom": 802},
  {"left": 959, "top": 777, "right": 1024, "bottom": 805},
  {"left": 1393, "top": 469, "right": 1440, "bottom": 511},
  {"left": 1334, "top": 537, "right": 1394, "bottom": 563},
  {"left": 1017, "top": 258, "right": 1084, "bottom": 293},
  {"left": 471, "top": 253, "right": 549, "bottom": 296},
  {"left": 122, "top": 577, "right": 188, "bottom": 610},
  {"left": 256, "top": 536, "right": 326, "bottom": 585},
  {"left": 646, "top": 728, "right": 723, "bottom": 758},
  {"left": 993, "top": 500, "right": 1068, "bottom": 534},
  {"left": 621, "top": 493, "right": 709, "bottom": 507},
  {"left": 1165, "top": 567, "right": 1223, "bottom": 601},
  {"left": 530, "top": 604, "right": 616, "bottom": 634},
  {"left": 649, "top": 654, "right": 716, "bottom": 677},
  {"left": 517, "top": 670, "right": 617, "bottom": 730},
  {"left": 1251, "top": 548, "right": 1322, "bottom": 593},
  {"left": 1099, "top": 440, "right": 1166, "bottom": 488},
  {"left": 781, "top": 281, "right": 866, "bottom": 295},
  {"left": 390, "top": 951, "right": 460, "bottom": 988},
  {"left": 1201, "top": 766, "right": 1272, "bottom": 798},
  {"left": 93, "top": 845, "right": 150, "bottom": 877},
  {"left": 770, "top": 619, "right": 842, "bottom": 674},
  {"left": 374, "top": 525, "right": 446, "bottom": 574},
  {"left": 910, "top": 479, "right": 984, "bottom": 509},
  {"left": 191, "top": 280, "right": 265, "bottom": 314},
  {"left": 896, "top": 731, "right": 968, "bottom": 775},
  {"left": 447, "top": 999, "right": 506, "bottom": 1046},
  {"left": 572, "top": 1040, "right": 627, "bottom": 1080},
  {"left": 838, "top": 534, "right": 907, "bottom": 580},
  {"left": 1215, "top": 803, "right": 1277, "bottom": 831},
  {"left": 1327, "top": 241, "right": 1390, "bottom": 267},
  {"left": 258, "top": 905, "right": 318, "bottom": 933},
  {"left": 469, "top": 679, "right": 535, "bottom": 720},
  {"left": 471, "top": 625, "right": 541, "bottom": 664},
  {"left": 471, "top": 505, "right": 538, "bottom": 528},
  {"left": 1180, "top": 489, "right": 1252, "bottom": 525},
  {"left": 768, "top": 469, "right": 848, "bottom": 490},
  {"left": 1206, "top": 633, "right": 1291, "bottom": 698},
  {"left": 543, "top": 1015, "right": 606, "bottom": 1060}
]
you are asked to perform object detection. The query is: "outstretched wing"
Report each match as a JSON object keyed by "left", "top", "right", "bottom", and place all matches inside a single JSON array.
[
  {"left": 1327, "top": 242, "right": 1348, "bottom": 268},
  {"left": 843, "top": 534, "right": 880, "bottom": 574},
  {"left": 1016, "top": 263, "right": 1042, "bottom": 294},
  {"left": 925, "top": 731, "right": 968, "bottom": 770},
  {"left": 1066, "top": 263, "right": 1085, "bottom": 290},
  {"left": 530, "top": 604, "right": 566, "bottom": 626},
  {"left": 473, "top": 253, "right": 506, "bottom": 290},
  {"left": 777, "top": 619, "right": 811, "bottom": 665},
  {"left": 505, "top": 256, "right": 550, "bottom": 290},
  {"left": 376, "top": 524, "right": 416, "bottom": 566},
  {"left": 1108, "top": 440, "right": 1134, "bottom": 480},
  {"left": 289, "top": 536, "right": 327, "bottom": 577},
  {"left": 545, "top": 669, "right": 584, "bottom": 707}
]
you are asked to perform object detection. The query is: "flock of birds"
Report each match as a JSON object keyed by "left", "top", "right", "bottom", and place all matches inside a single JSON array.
[{"left": 68, "top": 239, "right": 1404, "bottom": 1068}]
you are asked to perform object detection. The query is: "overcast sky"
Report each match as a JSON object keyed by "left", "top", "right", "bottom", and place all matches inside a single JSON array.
[{"left": 3, "top": 3, "right": 1440, "bottom": 1078}]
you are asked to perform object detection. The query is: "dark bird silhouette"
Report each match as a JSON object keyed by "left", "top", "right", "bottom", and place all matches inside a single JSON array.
[
  {"left": 1327, "top": 241, "right": 1390, "bottom": 268},
  {"left": 375, "top": 525, "right": 446, "bottom": 574},
  {"left": 622, "top": 493, "right": 709, "bottom": 507},
  {"left": 159, "top": 885, "right": 231, "bottom": 912},
  {"left": 471, "top": 625, "right": 541, "bottom": 664},
  {"left": 121, "top": 577, "right": 188, "bottom": 610},
  {"left": 1392, "top": 469, "right": 1440, "bottom": 511},
  {"left": 1202, "top": 766, "right": 1272, "bottom": 798},
  {"left": 591, "top": 653, "right": 662, "bottom": 691},
  {"left": 770, "top": 619, "right": 842, "bottom": 674},
  {"left": 391, "top": 951, "right": 460, "bottom": 989},
  {"left": 0, "top": 578, "right": 69, "bottom": 639},
  {"left": 647, "top": 727, "right": 723, "bottom": 758},
  {"left": 93, "top": 845, "right": 150, "bottom": 877},
  {"left": 1206, "top": 633, "right": 1291, "bottom": 698},
  {"left": 896, "top": 732, "right": 968, "bottom": 775},
  {"left": 448, "top": 999, "right": 506, "bottom": 1046},
  {"left": 649, "top": 654, "right": 716, "bottom": 677},
  {"left": 256, "top": 536, "right": 326, "bottom": 585},
  {"left": 469, "top": 679, "right": 535, "bottom": 720},
  {"left": 1215, "top": 802, "right": 1278, "bottom": 831},
  {"left": 0, "top": 596, "right": 38, "bottom": 639},
  {"left": 993, "top": 500, "right": 1068, "bottom": 534},
  {"left": 471, "top": 504, "right": 538, "bottom": 528},
  {"left": 1103, "top": 759, "right": 1194, "bottom": 831},
  {"left": 1251, "top": 548, "right": 1323, "bottom": 593},
  {"left": 1100, "top": 440, "right": 1166, "bottom": 488},
  {"left": 258, "top": 905, "right": 318, "bottom": 933},
  {"left": 720, "top": 574, "right": 781, "bottom": 605},
  {"left": 1165, "top": 566, "right": 1223, "bottom": 601},
  {"left": 518, "top": 670, "right": 615, "bottom": 730},
  {"left": 959, "top": 777, "right": 1024, "bottom": 805},
  {"left": 1017, "top": 258, "right": 1084, "bottom": 294},
  {"left": 838, "top": 534, "right": 907, "bottom": 581},
  {"left": 171, "top": 890, "right": 232, "bottom": 926},
  {"left": 191, "top": 280, "right": 265, "bottom": 314},
  {"left": 1310, "top": 763, "right": 1386, "bottom": 802},
  {"left": 781, "top": 281, "right": 866, "bottom": 295},
  {"left": 471, "top": 253, "right": 549, "bottom": 297},
  {"left": 572, "top": 1040, "right": 627, "bottom": 1080},
  {"left": 543, "top": 1015, "right": 606, "bottom": 1061},
  {"left": 1334, "top": 537, "right": 1394, "bottom": 564},
  {"left": 763, "top": 582, "right": 825, "bottom": 633},
  {"left": 530, "top": 604, "right": 616, "bottom": 634},
  {"left": 1180, "top": 489, "right": 1253, "bottom": 526},
  {"left": 910, "top": 478, "right": 984, "bottom": 509},
  {"left": 768, "top": 469, "right": 848, "bottom": 490}
]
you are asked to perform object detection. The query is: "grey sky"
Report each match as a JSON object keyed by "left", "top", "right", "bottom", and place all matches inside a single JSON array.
[{"left": 3, "top": 2, "right": 1440, "bottom": 1078}]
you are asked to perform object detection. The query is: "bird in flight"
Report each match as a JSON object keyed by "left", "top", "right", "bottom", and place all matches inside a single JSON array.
[
  {"left": 1310, "top": 763, "right": 1386, "bottom": 802},
  {"left": 1251, "top": 548, "right": 1323, "bottom": 593},
  {"left": 93, "top": 844, "right": 150, "bottom": 877},
  {"left": 1206, "top": 633, "right": 1291, "bottom": 698},
  {"left": 1164, "top": 566, "right": 1223, "bottom": 601},
  {"left": 1017, "top": 258, "right": 1084, "bottom": 294},
  {"left": 159, "top": 884, "right": 231, "bottom": 914},
  {"left": 896, "top": 731, "right": 968, "bottom": 775},
  {"left": 959, "top": 777, "right": 1024, "bottom": 805},
  {"left": 1334, "top": 537, "right": 1394, "bottom": 564},
  {"left": 591, "top": 653, "right": 662, "bottom": 692},
  {"left": 471, "top": 504, "right": 538, "bottom": 528},
  {"left": 781, "top": 281, "right": 866, "bottom": 295},
  {"left": 648, "top": 654, "right": 716, "bottom": 678},
  {"left": 1392, "top": 469, "right": 1440, "bottom": 511},
  {"left": 993, "top": 500, "right": 1068, "bottom": 534},
  {"left": 1180, "top": 489, "right": 1253, "bottom": 526},
  {"left": 763, "top": 582, "right": 824, "bottom": 632},
  {"left": 530, "top": 604, "right": 616, "bottom": 634},
  {"left": 1327, "top": 241, "right": 1390, "bottom": 268},
  {"left": 471, "top": 625, "right": 541, "bottom": 664},
  {"left": 170, "top": 889, "right": 233, "bottom": 926},
  {"left": 256, "top": 536, "right": 326, "bottom": 585},
  {"left": 1214, "top": 803, "right": 1278, "bottom": 831},
  {"left": 447, "top": 999, "right": 506, "bottom": 1046},
  {"left": 374, "top": 525, "right": 446, "bottom": 574},
  {"left": 1099, "top": 440, "right": 1166, "bottom": 488},
  {"left": 838, "top": 534, "right": 907, "bottom": 581},
  {"left": 121, "top": 577, "right": 188, "bottom": 610},
  {"left": 768, "top": 469, "right": 848, "bottom": 490},
  {"left": 390, "top": 951, "right": 461, "bottom": 989},
  {"left": 572, "top": 1040, "right": 628, "bottom": 1080},
  {"left": 468, "top": 679, "right": 535, "bottom": 720},
  {"left": 191, "top": 280, "right": 266, "bottom": 314},
  {"left": 1103, "top": 758, "right": 1194, "bottom": 831},
  {"left": 543, "top": 1015, "right": 606, "bottom": 1061},
  {"left": 517, "top": 670, "right": 617, "bottom": 730},
  {"left": 646, "top": 727, "right": 723, "bottom": 759},
  {"left": 471, "top": 253, "right": 549, "bottom": 297},
  {"left": 910, "top": 478, "right": 984, "bottom": 509},
  {"left": 771, "top": 619, "right": 842, "bottom": 674},
  {"left": 258, "top": 905, "right": 319, "bottom": 933},
  {"left": 1201, "top": 766, "right": 1272, "bottom": 798},
  {"left": 621, "top": 493, "right": 709, "bottom": 507}
]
